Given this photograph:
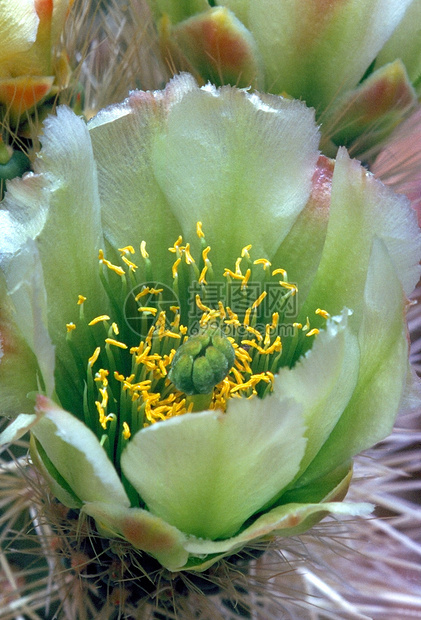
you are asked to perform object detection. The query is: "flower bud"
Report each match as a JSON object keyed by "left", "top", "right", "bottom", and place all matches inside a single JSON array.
[{"left": 169, "top": 329, "right": 235, "bottom": 395}]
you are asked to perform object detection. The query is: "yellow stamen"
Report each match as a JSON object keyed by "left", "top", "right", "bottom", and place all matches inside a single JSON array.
[
  {"left": 118, "top": 246, "right": 135, "bottom": 255},
  {"left": 88, "top": 315, "right": 110, "bottom": 326},
  {"left": 315, "top": 308, "right": 330, "bottom": 320},
  {"left": 306, "top": 328, "right": 320, "bottom": 337},
  {"left": 122, "top": 256, "right": 138, "bottom": 270},
  {"left": 77, "top": 295, "right": 86, "bottom": 305},
  {"left": 252, "top": 291, "right": 267, "bottom": 310},
  {"left": 98, "top": 249, "right": 125, "bottom": 276},
  {"left": 254, "top": 258, "right": 271, "bottom": 270},
  {"left": 184, "top": 243, "right": 195, "bottom": 265},
  {"left": 122, "top": 422, "right": 131, "bottom": 440},
  {"left": 241, "top": 244, "right": 252, "bottom": 258},
  {"left": 199, "top": 265, "right": 208, "bottom": 284},
  {"left": 88, "top": 347, "right": 101, "bottom": 366},
  {"left": 196, "top": 221, "right": 205, "bottom": 238},
  {"left": 169, "top": 236, "right": 183, "bottom": 252},
  {"left": 66, "top": 322, "right": 76, "bottom": 332},
  {"left": 140, "top": 241, "right": 149, "bottom": 258},
  {"left": 279, "top": 282, "right": 298, "bottom": 295},
  {"left": 172, "top": 257, "right": 181, "bottom": 278},
  {"left": 105, "top": 338, "right": 128, "bottom": 349},
  {"left": 138, "top": 307, "right": 158, "bottom": 316},
  {"left": 272, "top": 268, "right": 287, "bottom": 277}
]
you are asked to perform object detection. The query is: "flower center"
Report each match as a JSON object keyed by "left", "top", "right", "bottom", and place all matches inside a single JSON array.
[{"left": 63, "top": 223, "right": 328, "bottom": 463}]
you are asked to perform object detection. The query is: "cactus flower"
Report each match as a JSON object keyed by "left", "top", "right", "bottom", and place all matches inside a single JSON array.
[
  {"left": 148, "top": 0, "right": 421, "bottom": 157},
  {"left": 1, "top": 75, "right": 420, "bottom": 572},
  {"left": 0, "top": 0, "right": 73, "bottom": 122}
]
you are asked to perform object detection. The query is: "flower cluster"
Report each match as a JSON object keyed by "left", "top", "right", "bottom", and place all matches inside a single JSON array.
[{"left": 1, "top": 74, "right": 419, "bottom": 573}]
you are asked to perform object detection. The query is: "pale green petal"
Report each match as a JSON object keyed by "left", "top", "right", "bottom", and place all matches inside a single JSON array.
[
  {"left": 32, "top": 396, "right": 130, "bottom": 507},
  {"left": 184, "top": 500, "right": 372, "bottom": 558},
  {"left": 1, "top": 241, "right": 55, "bottom": 398},
  {"left": 88, "top": 77, "right": 191, "bottom": 279},
  {"left": 29, "top": 434, "right": 81, "bottom": 509},
  {"left": 296, "top": 238, "right": 410, "bottom": 487},
  {"left": 231, "top": 0, "right": 413, "bottom": 109},
  {"left": 0, "top": 413, "right": 38, "bottom": 444},
  {"left": 152, "top": 79, "right": 320, "bottom": 275},
  {"left": 375, "top": 0, "right": 421, "bottom": 89},
  {"left": 0, "top": 0, "right": 38, "bottom": 68},
  {"left": 121, "top": 397, "right": 306, "bottom": 539},
  {"left": 275, "top": 310, "right": 359, "bottom": 478},
  {"left": 300, "top": 148, "right": 421, "bottom": 326},
  {"left": 2, "top": 107, "right": 108, "bottom": 410},
  {"left": 82, "top": 501, "right": 189, "bottom": 571},
  {"left": 0, "top": 271, "right": 40, "bottom": 415},
  {"left": 271, "top": 155, "right": 333, "bottom": 301}
]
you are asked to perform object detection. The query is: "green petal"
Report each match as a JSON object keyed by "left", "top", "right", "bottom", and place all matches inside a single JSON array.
[
  {"left": 0, "top": 0, "right": 38, "bottom": 67},
  {"left": 88, "top": 77, "right": 189, "bottom": 281},
  {"left": 327, "top": 60, "right": 417, "bottom": 153},
  {"left": 275, "top": 310, "right": 359, "bottom": 479},
  {"left": 184, "top": 499, "right": 372, "bottom": 559},
  {"left": 0, "top": 271, "right": 41, "bottom": 415},
  {"left": 82, "top": 501, "right": 189, "bottom": 571},
  {"left": 151, "top": 78, "right": 320, "bottom": 275},
  {"left": 0, "top": 241, "right": 55, "bottom": 398},
  {"left": 2, "top": 107, "right": 108, "bottom": 407},
  {"left": 121, "top": 396, "right": 306, "bottom": 540},
  {"left": 0, "top": 413, "right": 39, "bottom": 444},
  {"left": 229, "top": 0, "right": 413, "bottom": 109},
  {"left": 32, "top": 395, "right": 130, "bottom": 507},
  {"left": 166, "top": 7, "right": 262, "bottom": 89},
  {"left": 296, "top": 238, "right": 411, "bottom": 487},
  {"left": 271, "top": 155, "right": 333, "bottom": 302},
  {"left": 374, "top": 0, "right": 421, "bottom": 90},
  {"left": 300, "top": 148, "right": 421, "bottom": 327}
]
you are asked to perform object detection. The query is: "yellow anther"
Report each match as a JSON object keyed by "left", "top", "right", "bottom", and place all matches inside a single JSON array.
[
  {"left": 118, "top": 246, "right": 135, "bottom": 255},
  {"left": 138, "top": 307, "right": 158, "bottom": 316},
  {"left": 135, "top": 288, "right": 151, "bottom": 301},
  {"left": 251, "top": 291, "right": 267, "bottom": 310},
  {"left": 235, "top": 257, "right": 243, "bottom": 275},
  {"left": 202, "top": 246, "right": 211, "bottom": 262},
  {"left": 122, "top": 422, "right": 131, "bottom": 440},
  {"left": 293, "top": 322, "right": 302, "bottom": 329},
  {"left": 306, "top": 328, "right": 320, "bottom": 337},
  {"left": 114, "top": 371, "right": 125, "bottom": 382},
  {"left": 218, "top": 301, "right": 226, "bottom": 319},
  {"left": 172, "top": 257, "right": 181, "bottom": 278},
  {"left": 279, "top": 281, "right": 298, "bottom": 295},
  {"left": 243, "top": 307, "right": 252, "bottom": 326},
  {"left": 271, "top": 312, "right": 279, "bottom": 328},
  {"left": 184, "top": 243, "right": 195, "bottom": 265},
  {"left": 95, "top": 369, "right": 109, "bottom": 385},
  {"left": 162, "top": 330, "right": 182, "bottom": 339},
  {"left": 112, "top": 322, "right": 119, "bottom": 335},
  {"left": 169, "top": 236, "right": 183, "bottom": 252},
  {"left": 196, "top": 221, "right": 205, "bottom": 238},
  {"left": 241, "top": 268, "right": 251, "bottom": 288},
  {"left": 315, "top": 308, "right": 330, "bottom": 320},
  {"left": 196, "top": 295, "right": 211, "bottom": 313},
  {"left": 88, "top": 315, "right": 110, "bottom": 326},
  {"left": 122, "top": 256, "right": 138, "bottom": 270},
  {"left": 77, "top": 295, "right": 86, "bottom": 305},
  {"left": 303, "top": 317, "right": 311, "bottom": 331},
  {"left": 254, "top": 258, "right": 271, "bottom": 270},
  {"left": 272, "top": 268, "right": 287, "bottom": 277},
  {"left": 140, "top": 241, "right": 149, "bottom": 259},
  {"left": 199, "top": 265, "right": 208, "bottom": 284},
  {"left": 105, "top": 338, "right": 128, "bottom": 349},
  {"left": 223, "top": 268, "right": 243, "bottom": 280},
  {"left": 88, "top": 347, "right": 101, "bottom": 366},
  {"left": 241, "top": 244, "right": 252, "bottom": 258},
  {"left": 66, "top": 322, "right": 76, "bottom": 332},
  {"left": 98, "top": 250, "right": 125, "bottom": 276}
]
